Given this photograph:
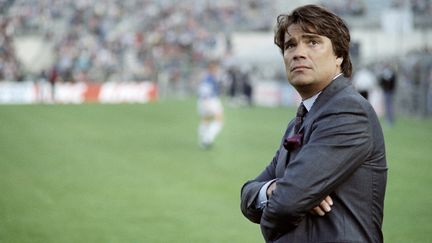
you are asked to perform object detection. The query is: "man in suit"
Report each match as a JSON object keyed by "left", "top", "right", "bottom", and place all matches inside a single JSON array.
[{"left": 240, "top": 5, "right": 387, "bottom": 243}]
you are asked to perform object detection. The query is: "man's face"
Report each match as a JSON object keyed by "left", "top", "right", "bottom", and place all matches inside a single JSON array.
[{"left": 283, "top": 24, "right": 342, "bottom": 98}]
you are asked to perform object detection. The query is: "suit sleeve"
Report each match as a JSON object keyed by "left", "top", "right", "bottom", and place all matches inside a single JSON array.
[
  {"left": 240, "top": 149, "right": 278, "bottom": 224},
  {"left": 240, "top": 122, "right": 295, "bottom": 224},
  {"left": 260, "top": 101, "right": 373, "bottom": 237}
]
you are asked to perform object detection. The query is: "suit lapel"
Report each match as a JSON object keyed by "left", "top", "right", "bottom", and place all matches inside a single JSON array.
[
  {"left": 308, "top": 76, "right": 351, "bottom": 115},
  {"left": 276, "top": 120, "right": 295, "bottom": 178},
  {"left": 282, "top": 76, "right": 352, "bottom": 169}
]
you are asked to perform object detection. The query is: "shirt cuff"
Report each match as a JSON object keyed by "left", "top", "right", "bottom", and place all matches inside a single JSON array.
[{"left": 256, "top": 179, "right": 276, "bottom": 209}]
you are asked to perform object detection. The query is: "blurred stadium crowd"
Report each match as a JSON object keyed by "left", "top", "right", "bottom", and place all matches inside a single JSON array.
[
  {"left": 0, "top": 0, "right": 276, "bottom": 84},
  {"left": 0, "top": 0, "right": 431, "bottom": 116}
]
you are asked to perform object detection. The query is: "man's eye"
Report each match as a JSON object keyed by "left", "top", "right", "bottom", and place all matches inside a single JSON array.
[
  {"left": 310, "top": 40, "right": 319, "bottom": 45},
  {"left": 285, "top": 43, "right": 295, "bottom": 49}
]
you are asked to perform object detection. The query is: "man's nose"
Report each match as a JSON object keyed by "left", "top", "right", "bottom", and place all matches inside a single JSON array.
[{"left": 292, "top": 43, "right": 307, "bottom": 60}]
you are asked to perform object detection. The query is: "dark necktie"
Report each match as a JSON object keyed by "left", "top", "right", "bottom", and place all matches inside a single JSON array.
[
  {"left": 283, "top": 102, "right": 308, "bottom": 150},
  {"left": 294, "top": 102, "right": 307, "bottom": 133}
]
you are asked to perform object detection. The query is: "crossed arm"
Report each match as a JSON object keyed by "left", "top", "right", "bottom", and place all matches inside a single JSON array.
[
  {"left": 266, "top": 181, "right": 333, "bottom": 216},
  {"left": 240, "top": 105, "right": 371, "bottom": 237}
]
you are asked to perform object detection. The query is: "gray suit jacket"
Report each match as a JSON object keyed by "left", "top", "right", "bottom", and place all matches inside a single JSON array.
[{"left": 240, "top": 76, "right": 387, "bottom": 242}]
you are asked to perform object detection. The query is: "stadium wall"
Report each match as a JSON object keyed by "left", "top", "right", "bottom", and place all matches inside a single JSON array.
[
  {"left": 0, "top": 81, "right": 157, "bottom": 104},
  {"left": 253, "top": 80, "right": 383, "bottom": 116}
]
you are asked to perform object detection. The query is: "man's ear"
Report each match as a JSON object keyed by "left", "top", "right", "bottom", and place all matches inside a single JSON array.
[{"left": 336, "top": 57, "right": 343, "bottom": 66}]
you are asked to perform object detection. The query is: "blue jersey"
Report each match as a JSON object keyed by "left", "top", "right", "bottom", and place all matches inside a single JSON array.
[{"left": 198, "top": 73, "right": 219, "bottom": 99}]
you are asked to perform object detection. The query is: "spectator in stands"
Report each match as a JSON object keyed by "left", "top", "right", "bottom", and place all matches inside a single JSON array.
[
  {"left": 321, "top": 0, "right": 366, "bottom": 16},
  {"left": 1, "top": 0, "right": 276, "bottom": 90},
  {"left": 0, "top": 16, "right": 22, "bottom": 81}
]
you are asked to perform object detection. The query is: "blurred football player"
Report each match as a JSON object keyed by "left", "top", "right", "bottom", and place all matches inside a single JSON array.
[{"left": 197, "top": 62, "right": 224, "bottom": 149}]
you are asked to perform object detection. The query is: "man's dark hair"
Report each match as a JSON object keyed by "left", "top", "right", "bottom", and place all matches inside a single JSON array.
[{"left": 274, "top": 4, "right": 352, "bottom": 78}]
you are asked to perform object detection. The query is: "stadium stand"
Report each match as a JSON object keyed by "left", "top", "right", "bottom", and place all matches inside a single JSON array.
[
  {"left": 0, "top": 0, "right": 431, "bottom": 115},
  {"left": 2, "top": 0, "right": 275, "bottom": 84}
]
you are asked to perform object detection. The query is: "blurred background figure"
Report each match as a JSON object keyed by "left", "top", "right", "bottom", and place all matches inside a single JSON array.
[
  {"left": 352, "top": 65, "right": 377, "bottom": 100},
  {"left": 379, "top": 63, "right": 397, "bottom": 126},
  {"left": 226, "top": 64, "right": 241, "bottom": 105},
  {"left": 197, "top": 61, "right": 223, "bottom": 149},
  {"left": 226, "top": 64, "right": 254, "bottom": 107},
  {"left": 240, "top": 65, "right": 254, "bottom": 107}
]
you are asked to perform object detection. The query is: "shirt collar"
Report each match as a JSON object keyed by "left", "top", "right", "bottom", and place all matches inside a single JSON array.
[
  {"left": 302, "top": 73, "right": 343, "bottom": 112},
  {"left": 333, "top": 73, "right": 343, "bottom": 80},
  {"left": 302, "top": 92, "right": 320, "bottom": 112}
]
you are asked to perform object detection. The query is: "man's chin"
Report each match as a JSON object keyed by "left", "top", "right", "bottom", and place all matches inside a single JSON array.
[{"left": 288, "top": 78, "right": 312, "bottom": 87}]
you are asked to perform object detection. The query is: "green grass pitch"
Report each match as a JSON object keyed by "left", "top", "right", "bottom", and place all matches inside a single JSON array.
[{"left": 0, "top": 99, "right": 431, "bottom": 242}]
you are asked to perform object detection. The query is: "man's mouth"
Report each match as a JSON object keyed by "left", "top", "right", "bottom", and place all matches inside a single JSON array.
[{"left": 291, "top": 65, "right": 310, "bottom": 71}]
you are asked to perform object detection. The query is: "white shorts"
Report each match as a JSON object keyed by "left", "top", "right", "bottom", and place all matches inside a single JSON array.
[{"left": 197, "top": 97, "right": 223, "bottom": 118}]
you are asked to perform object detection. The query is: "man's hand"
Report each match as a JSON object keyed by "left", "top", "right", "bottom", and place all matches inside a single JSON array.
[
  {"left": 310, "top": 196, "right": 333, "bottom": 216},
  {"left": 266, "top": 180, "right": 277, "bottom": 198},
  {"left": 266, "top": 182, "right": 333, "bottom": 216}
]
